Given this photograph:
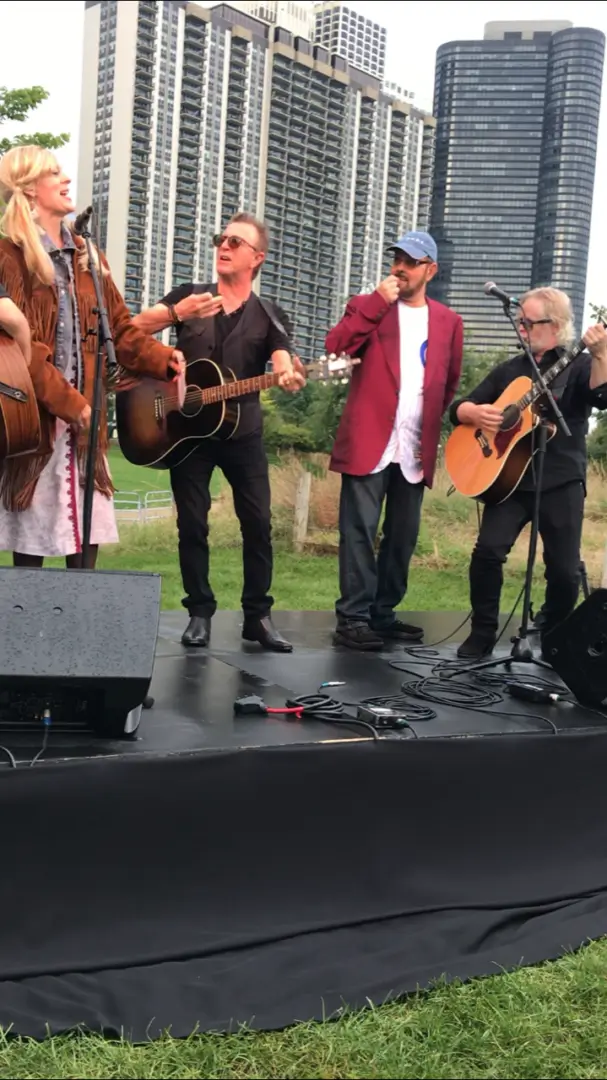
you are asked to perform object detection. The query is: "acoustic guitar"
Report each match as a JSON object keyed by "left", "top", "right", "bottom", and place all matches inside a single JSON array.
[
  {"left": 116, "top": 353, "right": 358, "bottom": 469},
  {"left": 444, "top": 323, "right": 605, "bottom": 505},
  {"left": 0, "top": 332, "right": 40, "bottom": 460}
]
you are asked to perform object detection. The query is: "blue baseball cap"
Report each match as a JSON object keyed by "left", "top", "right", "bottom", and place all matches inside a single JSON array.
[{"left": 390, "top": 230, "right": 438, "bottom": 262}]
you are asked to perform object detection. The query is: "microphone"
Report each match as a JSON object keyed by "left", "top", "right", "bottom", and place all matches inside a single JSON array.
[
  {"left": 484, "top": 282, "right": 520, "bottom": 308},
  {"left": 73, "top": 205, "right": 94, "bottom": 236}
]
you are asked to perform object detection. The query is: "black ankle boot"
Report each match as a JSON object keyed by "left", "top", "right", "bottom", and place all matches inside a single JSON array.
[
  {"left": 242, "top": 616, "right": 293, "bottom": 653},
  {"left": 457, "top": 633, "right": 495, "bottom": 660},
  {"left": 181, "top": 616, "right": 211, "bottom": 648}
]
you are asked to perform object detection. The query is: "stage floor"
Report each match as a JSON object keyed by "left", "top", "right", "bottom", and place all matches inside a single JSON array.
[
  {"left": 3, "top": 610, "right": 607, "bottom": 1041},
  {"left": 1, "top": 609, "right": 605, "bottom": 765}
]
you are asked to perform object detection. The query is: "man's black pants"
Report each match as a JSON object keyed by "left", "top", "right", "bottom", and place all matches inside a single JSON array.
[
  {"left": 335, "top": 465, "right": 424, "bottom": 627},
  {"left": 170, "top": 433, "right": 273, "bottom": 619},
  {"left": 470, "top": 480, "right": 584, "bottom": 639}
]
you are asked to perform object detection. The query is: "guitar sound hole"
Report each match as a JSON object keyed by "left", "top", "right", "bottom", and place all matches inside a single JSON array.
[
  {"left": 500, "top": 404, "right": 521, "bottom": 431},
  {"left": 181, "top": 385, "right": 203, "bottom": 418}
]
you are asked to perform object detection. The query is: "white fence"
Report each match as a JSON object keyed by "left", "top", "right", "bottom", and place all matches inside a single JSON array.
[{"left": 114, "top": 490, "right": 174, "bottom": 524}]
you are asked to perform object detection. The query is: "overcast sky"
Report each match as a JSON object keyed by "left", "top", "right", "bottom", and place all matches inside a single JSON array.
[{"left": 2, "top": 0, "right": 605, "bottom": 322}]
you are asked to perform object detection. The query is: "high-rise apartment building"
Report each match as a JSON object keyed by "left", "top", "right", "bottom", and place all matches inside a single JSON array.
[
  {"left": 429, "top": 21, "right": 605, "bottom": 350},
  {"left": 79, "top": 0, "right": 434, "bottom": 361},
  {"left": 224, "top": 1, "right": 314, "bottom": 39},
  {"left": 313, "top": 2, "right": 386, "bottom": 80}
]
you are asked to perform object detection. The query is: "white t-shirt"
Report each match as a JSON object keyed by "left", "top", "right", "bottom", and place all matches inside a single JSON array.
[{"left": 372, "top": 302, "right": 429, "bottom": 483}]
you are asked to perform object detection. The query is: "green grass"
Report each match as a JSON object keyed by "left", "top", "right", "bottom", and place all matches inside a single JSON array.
[
  {"left": 0, "top": 452, "right": 602, "bottom": 1078},
  {"left": 0, "top": 526, "right": 532, "bottom": 616},
  {"left": 4, "top": 944, "right": 607, "bottom": 1078},
  {"left": 95, "top": 545, "right": 529, "bottom": 615},
  {"left": 107, "top": 445, "right": 224, "bottom": 498}
]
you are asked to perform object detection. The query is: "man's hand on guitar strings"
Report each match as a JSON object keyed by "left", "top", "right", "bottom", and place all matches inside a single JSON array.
[
  {"left": 277, "top": 367, "right": 306, "bottom": 393},
  {"left": 272, "top": 349, "right": 305, "bottom": 393},
  {"left": 168, "top": 350, "right": 186, "bottom": 379},
  {"left": 293, "top": 354, "right": 307, "bottom": 381},
  {"left": 457, "top": 401, "right": 503, "bottom": 432}
]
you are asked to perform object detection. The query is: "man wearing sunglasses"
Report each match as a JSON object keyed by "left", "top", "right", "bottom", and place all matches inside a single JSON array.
[
  {"left": 327, "top": 230, "right": 464, "bottom": 651},
  {"left": 133, "top": 213, "right": 304, "bottom": 652},
  {"left": 450, "top": 286, "right": 607, "bottom": 661}
]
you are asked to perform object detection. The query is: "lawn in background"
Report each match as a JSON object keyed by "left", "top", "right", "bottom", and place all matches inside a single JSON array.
[{"left": 107, "top": 443, "right": 172, "bottom": 494}]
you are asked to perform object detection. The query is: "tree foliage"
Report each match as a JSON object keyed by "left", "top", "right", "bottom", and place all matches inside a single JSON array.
[
  {"left": 262, "top": 343, "right": 510, "bottom": 455},
  {"left": 587, "top": 301, "right": 607, "bottom": 464},
  {"left": 262, "top": 379, "right": 350, "bottom": 455},
  {"left": 0, "top": 86, "right": 69, "bottom": 155},
  {"left": 589, "top": 301, "right": 607, "bottom": 324}
]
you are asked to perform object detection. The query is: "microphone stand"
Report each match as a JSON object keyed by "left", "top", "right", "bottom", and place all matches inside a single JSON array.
[
  {"left": 454, "top": 299, "right": 572, "bottom": 676},
  {"left": 77, "top": 208, "right": 116, "bottom": 568},
  {"left": 74, "top": 208, "right": 155, "bottom": 718}
]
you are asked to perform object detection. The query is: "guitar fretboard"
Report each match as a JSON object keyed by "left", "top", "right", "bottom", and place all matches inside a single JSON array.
[
  {"left": 199, "top": 372, "right": 280, "bottom": 405},
  {"left": 515, "top": 318, "right": 606, "bottom": 411}
]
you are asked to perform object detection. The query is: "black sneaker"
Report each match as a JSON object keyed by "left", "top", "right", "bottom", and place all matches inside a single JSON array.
[
  {"left": 457, "top": 633, "right": 495, "bottom": 660},
  {"left": 334, "top": 622, "right": 384, "bottom": 651},
  {"left": 372, "top": 619, "right": 424, "bottom": 643}
]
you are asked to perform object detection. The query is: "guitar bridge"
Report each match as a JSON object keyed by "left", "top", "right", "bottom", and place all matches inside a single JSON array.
[
  {"left": 474, "top": 429, "right": 493, "bottom": 458},
  {"left": 154, "top": 396, "right": 164, "bottom": 421}
]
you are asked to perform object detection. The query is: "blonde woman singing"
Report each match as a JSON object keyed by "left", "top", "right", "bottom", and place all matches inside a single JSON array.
[{"left": 0, "top": 145, "right": 184, "bottom": 569}]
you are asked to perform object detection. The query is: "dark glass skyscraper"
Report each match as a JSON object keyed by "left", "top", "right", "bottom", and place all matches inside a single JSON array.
[{"left": 429, "top": 22, "right": 605, "bottom": 351}]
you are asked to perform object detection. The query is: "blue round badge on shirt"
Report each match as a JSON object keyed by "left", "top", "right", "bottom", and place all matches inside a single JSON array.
[{"left": 420, "top": 340, "right": 428, "bottom": 367}]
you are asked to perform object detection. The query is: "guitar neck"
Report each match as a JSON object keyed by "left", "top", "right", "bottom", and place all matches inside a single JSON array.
[
  {"left": 517, "top": 331, "right": 596, "bottom": 412},
  {"left": 200, "top": 371, "right": 280, "bottom": 406}
]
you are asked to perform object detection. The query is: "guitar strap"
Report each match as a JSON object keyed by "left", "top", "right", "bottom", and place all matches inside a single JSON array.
[{"left": 256, "top": 296, "right": 295, "bottom": 357}]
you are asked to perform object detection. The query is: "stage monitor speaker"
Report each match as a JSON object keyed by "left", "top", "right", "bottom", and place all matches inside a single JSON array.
[
  {"left": 0, "top": 567, "right": 161, "bottom": 738},
  {"left": 543, "top": 588, "right": 607, "bottom": 709}
]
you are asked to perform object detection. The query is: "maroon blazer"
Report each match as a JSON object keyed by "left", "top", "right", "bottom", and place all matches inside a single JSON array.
[{"left": 327, "top": 291, "right": 463, "bottom": 487}]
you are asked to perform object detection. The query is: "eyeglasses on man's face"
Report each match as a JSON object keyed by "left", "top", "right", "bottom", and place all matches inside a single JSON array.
[
  {"left": 518, "top": 317, "right": 553, "bottom": 328},
  {"left": 392, "top": 252, "right": 434, "bottom": 269},
  {"left": 213, "top": 233, "right": 258, "bottom": 252}
]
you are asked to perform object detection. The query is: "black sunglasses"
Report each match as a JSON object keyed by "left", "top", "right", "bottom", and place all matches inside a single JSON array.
[
  {"left": 391, "top": 251, "right": 433, "bottom": 268},
  {"left": 213, "top": 233, "right": 258, "bottom": 252},
  {"left": 518, "top": 318, "right": 553, "bottom": 327}
]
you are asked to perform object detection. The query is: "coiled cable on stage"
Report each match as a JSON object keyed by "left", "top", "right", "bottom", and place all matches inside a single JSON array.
[
  {"left": 397, "top": 672, "right": 503, "bottom": 710},
  {"left": 359, "top": 695, "right": 435, "bottom": 723},
  {"left": 387, "top": 661, "right": 559, "bottom": 734},
  {"left": 285, "top": 694, "right": 380, "bottom": 740}
]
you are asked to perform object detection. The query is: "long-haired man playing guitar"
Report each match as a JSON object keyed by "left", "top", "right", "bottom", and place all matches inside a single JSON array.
[{"left": 450, "top": 287, "right": 607, "bottom": 661}]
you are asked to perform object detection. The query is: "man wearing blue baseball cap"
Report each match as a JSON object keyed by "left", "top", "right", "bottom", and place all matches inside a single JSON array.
[{"left": 326, "top": 230, "right": 463, "bottom": 650}]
